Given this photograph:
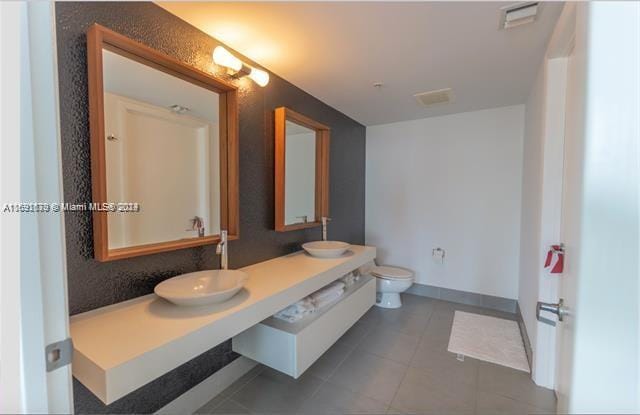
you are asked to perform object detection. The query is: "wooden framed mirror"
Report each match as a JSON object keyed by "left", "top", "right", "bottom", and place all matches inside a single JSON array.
[
  {"left": 87, "top": 24, "right": 239, "bottom": 261},
  {"left": 274, "top": 107, "right": 330, "bottom": 232}
]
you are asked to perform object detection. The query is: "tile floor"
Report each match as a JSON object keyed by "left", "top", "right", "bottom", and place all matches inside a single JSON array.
[{"left": 197, "top": 294, "right": 557, "bottom": 415}]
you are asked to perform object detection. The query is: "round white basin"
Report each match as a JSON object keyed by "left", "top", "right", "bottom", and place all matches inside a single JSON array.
[
  {"left": 154, "top": 269, "right": 248, "bottom": 306},
  {"left": 302, "top": 241, "right": 351, "bottom": 258}
]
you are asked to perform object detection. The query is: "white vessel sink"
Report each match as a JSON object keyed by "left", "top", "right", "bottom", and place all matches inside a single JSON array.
[
  {"left": 302, "top": 241, "right": 351, "bottom": 258},
  {"left": 154, "top": 269, "right": 248, "bottom": 306}
]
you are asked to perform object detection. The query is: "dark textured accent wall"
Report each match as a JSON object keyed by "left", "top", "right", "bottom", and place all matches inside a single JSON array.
[{"left": 55, "top": 2, "right": 365, "bottom": 413}]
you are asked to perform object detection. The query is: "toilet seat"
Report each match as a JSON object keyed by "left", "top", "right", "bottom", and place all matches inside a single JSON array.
[{"left": 370, "top": 266, "right": 413, "bottom": 281}]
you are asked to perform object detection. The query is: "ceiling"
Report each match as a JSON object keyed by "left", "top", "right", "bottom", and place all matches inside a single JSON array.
[
  {"left": 103, "top": 49, "right": 219, "bottom": 124},
  {"left": 159, "top": 2, "right": 563, "bottom": 126}
]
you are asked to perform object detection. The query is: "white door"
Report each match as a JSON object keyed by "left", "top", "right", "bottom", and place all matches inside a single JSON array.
[
  {"left": 554, "top": 37, "right": 580, "bottom": 414},
  {"left": 553, "top": 2, "right": 639, "bottom": 413},
  {"left": 1, "top": 2, "right": 74, "bottom": 413}
]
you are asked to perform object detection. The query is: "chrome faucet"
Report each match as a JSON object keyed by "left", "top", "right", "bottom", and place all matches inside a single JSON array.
[
  {"left": 321, "top": 217, "right": 331, "bottom": 241},
  {"left": 189, "top": 216, "right": 205, "bottom": 237},
  {"left": 216, "top": 230, "right": 228, "bottom": 270}
]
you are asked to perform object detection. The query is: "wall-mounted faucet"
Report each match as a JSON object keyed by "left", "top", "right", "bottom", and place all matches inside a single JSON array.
[
  {"left": 216, "top": 230, "right": 228, "bottom": 270},
  {"left": 188, "top": 216, "right": 205, "bottom": 237},
  {"left": 321, "top": 217, "right": 331, "bottom": 241}
]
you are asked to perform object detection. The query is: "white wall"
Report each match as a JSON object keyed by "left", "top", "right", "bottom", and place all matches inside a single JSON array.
[
  {"left": 366, "top": 105, "right": 524, "bottom": 300},
  {"left": 285, "top": 131, "right": 316, "bottom": 225}
]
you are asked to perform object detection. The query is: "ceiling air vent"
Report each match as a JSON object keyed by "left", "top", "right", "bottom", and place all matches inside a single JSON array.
[
  {"left": 414, "top": 88, "right": 454, "bottom": 108},
  {"left": 499, "top": 2, "right": 540, "bottom": 30}
]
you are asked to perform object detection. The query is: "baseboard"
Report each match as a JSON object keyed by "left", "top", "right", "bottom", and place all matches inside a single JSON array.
[
  {"left": 516, "top": 302, "right": 534, "bottom": 370},
  {"left": 155, "top": 356, "right": 257, "bottom": 415},
  {"left": 407, "top": 283, "right": 517, "bottom": 314}
]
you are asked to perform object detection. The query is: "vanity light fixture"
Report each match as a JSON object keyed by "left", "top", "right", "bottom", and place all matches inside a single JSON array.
[{"left": 212, "top": 46, "right": 270, "bottom": 87}]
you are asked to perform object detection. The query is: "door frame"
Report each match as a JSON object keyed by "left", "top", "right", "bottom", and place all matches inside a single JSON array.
[
  {"left": 0, "top": 2, "right": 74, "bottom": 413},
  {"left": 529, "top": 2, "right": 576, "bottom": 390},
  {"left": 535, "top": 2, "right": 640, "bottom": 412}
]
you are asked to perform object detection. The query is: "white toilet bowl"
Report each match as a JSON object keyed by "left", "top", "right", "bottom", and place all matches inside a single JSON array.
[{"left": 371, "top": 266, "right": 414, "bottom": 309}]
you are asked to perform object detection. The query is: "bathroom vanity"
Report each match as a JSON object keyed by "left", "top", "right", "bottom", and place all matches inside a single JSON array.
[
  {"left": 70, "top": 245, "right": 375, "bottom": 404},
  {"left": 72, "top": 23, "right": 373, "bottom": 407}
]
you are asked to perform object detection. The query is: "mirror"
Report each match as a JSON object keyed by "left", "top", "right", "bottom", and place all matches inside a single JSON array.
[
  {"left": 103, "top": 50, "right": 221, "bottom": 249},
  {"left": 274, "top": 107, "right": 330, "bottom": 232},
  {"left": 283, "top": 120, "right": 315, "bottom": 226},
  {"left": 87, "top": 24, "right": 239, "bottom": 261}
]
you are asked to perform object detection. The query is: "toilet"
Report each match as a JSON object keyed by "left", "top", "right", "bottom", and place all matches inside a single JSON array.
[{"left": 370, "top": 265, "right": 414, "bottom": 309}]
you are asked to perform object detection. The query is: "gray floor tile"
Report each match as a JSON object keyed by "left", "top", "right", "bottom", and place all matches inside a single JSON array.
[
  {"left": 377, "top": 308, "right": 430, "bottom": 338},
  {"left": 358, "top": 306, "right": 385, "bottom": 327},
  {"left": 406, "top": 283, "right": 441, "bottom": 299},
  {"left": 196, "top": 365, "right": 264, "bottom": 413},
  {"left": 481, "top": 295, "right": 517, "bottom": 314},
  {"left": 434, "top": 299, "right": 482, "bottom": 315},
  {"left": 391, "top": 366, "right": 475, "bottom": 415},
  {"left": 418, "top": 317, "right": 453, "bottom": 352},
  {"left": 476, "top": 392, "right": 555, "bottom": 415},
  {"left": 410, "top": 345, "right": 479, "bottom": 387},
  {"left": 429, "top": 305, "right": 456, "bottom": 326},
  {"left": 197, "top": 396, "right": 234, "bottom": 414},
  {"left": 439, "top": 288, "right": 484, "bottom": 307},
  {"left": 477, "top": 361, "right": 556, "bottom": 411},
  {"left": 200, "top": 297, "right": 549, "bottom": 415},
  {"left": 230, "top": 367, "right": 324, "bottom": 413},
  {"left": 307, "top": 340, "right": 355, "bottom": 380},
  {"left": 328, "top": 350, "right": 408, "bottom": 405},
  {"left": 398, "top": 294, "right": 436, "bottom": 317},
  {"left": 356, "top": 326, "right": 420, "bottom": 365},
  {"left": 472, "top": 307, "right": 518, "bottom": 321},
  {"left": 434, "top": 300, "right": 517, "bottom": 321},
  {"left": 338, "top": 321, "right": 375, "bottom": 348},
  {"left": 210, "top": 399, "right": 252, "bottom": 414},
  {"left": 299, "top": 381, "right": 389, "bottom": 414}
]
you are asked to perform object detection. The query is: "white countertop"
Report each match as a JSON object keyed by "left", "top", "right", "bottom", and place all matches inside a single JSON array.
[{"left": 70, "top": 245, "right": 376, "bottom": 404}]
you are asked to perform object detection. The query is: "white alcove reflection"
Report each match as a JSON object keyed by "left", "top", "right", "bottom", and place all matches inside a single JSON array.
[
  {"left": 284, "top": 120, "right": 316, "bottom": 226},
  {"left": 102, "top": 49, "right": 221, "bottom": 249}
]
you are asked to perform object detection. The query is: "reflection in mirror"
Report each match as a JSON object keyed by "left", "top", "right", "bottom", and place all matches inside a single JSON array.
[
  {"left": 102, "top": 49, "right": 221, "bottom": 249},
  {"left": 274, "top": 107, "right": 330, "bottom": 232},
  {"left": 284, "top": 120, "right": 316, "bottom": 226}
]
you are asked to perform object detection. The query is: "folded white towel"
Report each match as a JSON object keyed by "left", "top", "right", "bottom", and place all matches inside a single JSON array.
[
  {"left": 287, "top": 297, "right": 314, "bottom": 314},
  {"left": 273, "top": 310, "right": 304, "bottom": 323},
  {"left": 273, "top": 280, "right": 349, "bottom": 323},
  {"left": 309, "top": 281, "right": 345, "bottom": 303},
  {"left": 313, "top": 289, "right": 344, "bottom": 309},
  {"left": 273, "top": 297, "right": 315, "bottom": 322},
  {"left": 340, "top": 272, "right": 355, "bottom": 287}
]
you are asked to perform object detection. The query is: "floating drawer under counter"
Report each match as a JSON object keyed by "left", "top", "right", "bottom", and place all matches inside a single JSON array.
[{"left": 232, "top": 275, "right": 375, "bottom": 378}]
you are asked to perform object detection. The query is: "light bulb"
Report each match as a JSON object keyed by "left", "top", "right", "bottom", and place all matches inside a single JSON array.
[
  {"left": 212, "top": 46, "right": 242, "bottom": 72},
  {"left": 249, "top": 67, "right": 269, "bottom": 87}
]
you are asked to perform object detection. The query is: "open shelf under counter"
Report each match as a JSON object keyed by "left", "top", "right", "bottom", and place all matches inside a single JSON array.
[
  {"left": 70, "top": 245, "right": 376, "bottom": 404},
  {"left": 233, "top": 275, "right": 376, "bottom": 378}
]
